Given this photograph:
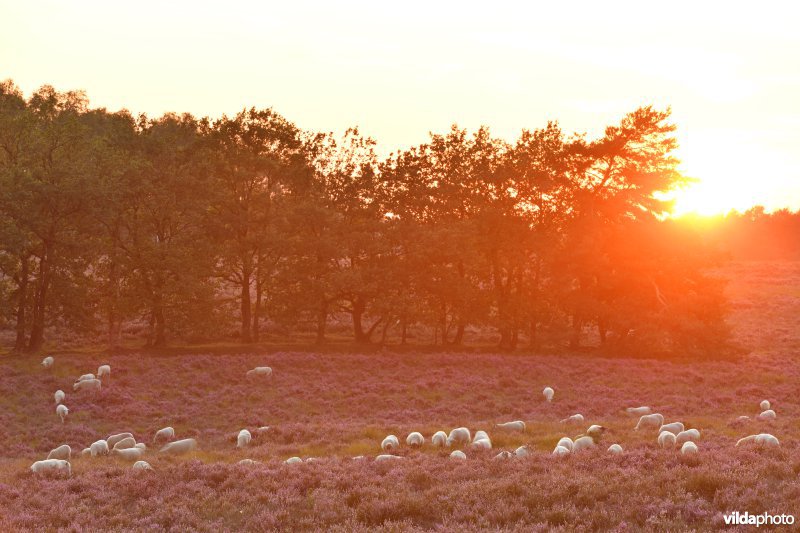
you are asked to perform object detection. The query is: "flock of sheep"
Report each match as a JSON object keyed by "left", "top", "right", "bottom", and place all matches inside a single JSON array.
[{"left": 31, "top": 357, "right": 782, "bottom": 476}]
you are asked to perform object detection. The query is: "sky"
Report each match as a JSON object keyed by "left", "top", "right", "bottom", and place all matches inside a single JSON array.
[{"left": 2, "top": 1, "right": 800, "bottom": 215}]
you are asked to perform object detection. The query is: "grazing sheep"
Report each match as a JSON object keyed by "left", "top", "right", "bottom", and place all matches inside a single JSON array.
[
  {"left": 56, "top": 404, "right": 68, "bottom": 423},
  {"left": 587, "top": 425, "right": 606, "bottom": 441},
  {"left": 560, "top": 414, "right": 585, "bottom": 424},
  {"left": 76, "top": 373, "right": 95, "bottom": 382},
  {"left": 381, "top": 435, "right": 400, "bottom": 451},
  {"left": 432, "top": 431, "right": 447, "bottom": 447},
  {"left": 626, "top": 406, "right": 652, "bottom": 416},
  {"left": 134, "top": 443, "right": 146, "bottom": 450},
  {"left": 73, "top": 378, "right": 102, "bottom": 392},
  {"left": 246, "top": 367, "right": 273, "bottom": 378},
  {"left": 90, "top": 439, "right": 109, "bottom": 457},
  {"left": 107, "top": 433, "right": 134, "bottom": 448},
  {"left": 30, "top": 459, "right": 70, "bottom": 476},
  {"left": 237, "top": 429, "right": 252, "bottom": 448},
  {"left": 352, "top": 456, "right": 365, "bottom": 461},
  {"left": 681, "top": 441, "right": 699, "bottom": 454},
  {"left": 446, "top": 427, "right": 471, "bottom": 447},
  {"left": 471, "top": 438, "right": 492, "bottom": 450},
  {"left": 255, "top": 426, "right": 270, "bottom": 434},
  {"left": 736, "top": 433, "right": 780, "bottom": 448},
  {"left": 607, "top": 444, "right": 623, "bottom": 454},
  {"left": 54, "top": 390, "right": 65, "bottom": 405},
  {"left": 514, "top": 446, "right": 529, "bottom": 457},
  {"left": 285, "top": 457, "right": 303, "bottom": 464},
  {"left": 635, "top": 413, "right": 665, "bottom": 431},
  {"left": 493, "top": 451, "right": 513, "bottom": 460},
  {"left": 556, "top": 437, "right": 574, "bottom": 452},
  {"left": 47, "top": 444, "right": 71, "bottom": 461},
  {"left": 113, "top": 437, "right": 136, "bottom": 450},
  {"left": 760, "top": 400, "right": 770, "bottom": 411},
  {"left": 406, "top": 432, "right": 424, "bottom": 447},
  {"left": 659, "top": 422, "right": 685, "bottom": 435},
  {"left": 736, "top": 415, "right": 751, "bottom": 423},
  {"left": 658, "top": 431, "right": 677, "bottom": 449},
  {"left": 552, "top": 445, "right": 571, "bottom": 456},
  {"left": 572, "top": 436, "right": 596, "bottom": 452},
  {"left": 543, "top": 386, "right": 554, "bottom": 402},
  {"left": 449, "top": 450, "right": 467, "bottom": 460},
  {"left": 160, "top": 438, "right": 197, "bottom": 455},
  {"left": 676, "top": 429, "right": 701, "bottom": 444},
  {"left": 473, "top": 430, "right": 490, "bottom": 442},
  {"left": 153, "top": 427, "right": 175, "bottom": 443},
  {"left": 238, "top": 459, "right": 259, "bottom": 466},
  {"left": 133, "top": 461, "right": 153, "bottom": 470},
  {"left": 81, "top": 448, "right": 91, "bottom": 457},
  {"left": 97, "top": 365, "right": 111, "bottom": 380},
  {"left": 496, "top": 421, "right": 526, "bottom": 432},
  {"left": 375, "top": 454, "right": 403, "bottom": 462},
  {"left": 112, "top": 447, "right": 144, "bottom": 461},
  {"left": 41, "top": 356, "right": 54, "bottom": 369},
  {"left": 757, "top": 409, "right": 777, "bottom": 421}
]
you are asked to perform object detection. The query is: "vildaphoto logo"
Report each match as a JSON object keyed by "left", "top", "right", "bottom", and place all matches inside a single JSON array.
[{"left": 723, "top": 511, "right": 795, "bottom": 527}]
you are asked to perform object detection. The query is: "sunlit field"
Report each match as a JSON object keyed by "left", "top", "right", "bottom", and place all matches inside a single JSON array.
[{"left": 1, "top": 260, "right": 798, "bottom": 531}]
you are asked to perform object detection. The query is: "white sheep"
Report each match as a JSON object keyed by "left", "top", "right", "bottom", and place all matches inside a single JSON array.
[
  {"left": 97, "top": 365, "right": 111, "bottom": 380},
  {"left": 514, "top": 446, "right": 529, "bottom": 457},
  {"left": 73, "top": 378, "right": 102, "bottom": 392},
  {"left": 153, "top": 427, "right": 175, "bottom": 443},
  {"left": 237, "top": 429, "right": 252, "bottom": 448},
  {"left": 431, "top": 431, "right": 447, "bottom": 447},
  {"left": 76, "top": 373, "right": 95, "bottom": 382},
  {"left": 381, "top": 435, "right": 400, "bottom": 451},
  {"left": 757, "top": 409, "right": 777, "bottom": 421},
  {"left": 449, "top": 450, "right": 467, "bottom": 460},
  {"left": 113, "top": 437, "right": 136, "bottom": 450},
  {"left": 556, "top": 437, "right": 574, "bottom": 452},
  {"left": 56, "top": 404, "right": 68, "bottom": 423},
  {"left": 41, "top": 356, "right": 54, "bottom": 369},
  {"left": 255, "top": 426, "right": 270, "bottom": 434},
  {"left": 760, "top": 400, "right": 770, "bottom": 411},
  {"left": 81, "top": 448, "right": 91, "bottom": 457},
  {"left": 238, "top": 459, "right": 259, "bottom": 466},
  {"left": 112, "top": 447, "right": 144, "bottom": 461},
  {"left": 446, "top": 427, "right": 471, "bottom": 447},
  {"left": 54, "top": 390, "right": 65, "bottom": 405},
  {"left": 133, "top": 460, "right": 153, "bottom": 470},
  {"left": 134, "top": 443, "right": 147, "bottom": 451},
  {"left": 406, "top": 432, "right": 424, "bottom": 447},
  {"left": 736, "top": 433, "right": 780, "bottom": 448},
  {"left": 493, "top": 451, "right": 513, "bottom": 460},
  {"left": 681, "top": 441, "right": 698, "bottom": 454},
  {"left": 587, "top": 425, "right": 606, "bottom": 440},
  {"left": 676, "top": 429, "right": 701, "bottom": 444},
  {"left": 30, "top": 459, "right": 70, "bottom": 476},
  {"left": 552, "top": 445, "right": 571, "bottom": 456},
  {"left": 473, "top": 430, "right": 490, "bottom": 442},
  {"left": 659, "top": 422, "right": 684, "bottom": 435},
  {"left": 626, "top": 406, "right": 652, "bottom": 416},
  {"left": 471, "top": 438, "right": 492, "bottom": 450},
  {"left": 607, "top": 444, "right": 623, "bottom": 454},
  {"left": 246, "top": 366, "right": 273, "bottom": 378},
  {"left": 160, "top": 438, "right": 197, "bottom": 455},
  {"left": 560, "top": 414, "right": 584, "bottom": 424},
  {"left": 658, "top": 431, "right": 677, "bottom": 449},
  {"left": 543, "top": 386, "right": 554, "bottom": 402},
  {"left": 284, "top": 456, "right": 303, "bottom": 464},
  {"left": 375, "top": 454, "right": 403, "bottom": 462},
  {"left": 634, "top": 413, "right": 664, "bottom": 431},
  {"left": 496, "top": 421, "right": 526, "bottom": 432},
  {"left": 107, "top": 433, "right": 134, "bottom": 448},
  {"left": 572, "top": 436, "right": 596, "bottom": 452},
  {"left": 47, "top": 444, "right": 71, "bottom": 461},
  {"left": 735, "top": 415, "right": 751, "bottom": 423},
  {"left": 90, "top": 439, "right": 109, "bottom": 457}
]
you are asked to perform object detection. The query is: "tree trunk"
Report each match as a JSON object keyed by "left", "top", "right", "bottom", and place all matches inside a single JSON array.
[
  {"left": 107, "top": 259, "right": 122, "bottom": 350},
  {"left": 570, "top": 315, "right": 581, "bottom": 349},
  {"left": 27, "top": 251, "right": 51, "bottom": 353},
  {"left": 252, "top": 268, "right": 262, "bottom": 342},
  {"left": 529, "top": 320, "right": 538, "bottom": 349},
  {"left": 153, "top": 305, "right": 166, "bottom": 347},
  {"left": 13, "top": 254, "right": 29, "bottom": 353},
  {"left": 401, "top": 318, "right": 408, "bottom": 345},
  {"left": 240, "top": 264, "right": 252, "bottom": 343},
  {"left": 352, "top": 296, "right": 367, "bottom": 343},
  {"left": 451, "top": 321, "right": 465, "bottom": 346},
  {"left": 315, "top": 300, "right": 327, "bottom": 344}
]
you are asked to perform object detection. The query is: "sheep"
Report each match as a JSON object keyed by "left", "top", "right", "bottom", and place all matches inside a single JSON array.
[
  {"left": 133, "top": 461, "right": 153, "bottom": 470},
  {"left": 134, "top": 443, "right": 147, "bottom": 450},
  {"left": 681, "top": 441, "right": 699, "bottom": 454},
  {"left": 76, "top": 373, "right": 95, "bottom": 382},
  {"left": 493, "top": 451, "right": 513, "bottom": 460},
  {"left": 757, "top": 409, "right": 777, "bottom": 421},
  {"left": 112, "top": 447, "right": 144, "bottom": 461},
  {"left": 514, "top": 446, "right": 529, "bottom": 457},
  {"left": 587, "top": 425, "right": 606, "bottom": 441},
  {"left": 735, "top": 415, "right": 751, "bottom": 423},
  {"left": 431, "top": 431, "right": 447, "bottom": 447},
  {"left": 97, "top": 365, "right": 111, "bottom": 380},
  {"left": 73, "top": 378, "right": 101, "bottom": 392},
  {"left": 81, "top": 448, "right": 91, "bottom": 457},
  {"left": 56, "top": 404, "right": 68, "bottom": 423},
  {"left": 30, "top": 459, "right": 70, "bottom": 476},
  {"left": 160, "top": 438, "right": 197, "bottom": 455},
  {"left": 760, "top": 400, "right": 770, "bottom": 411},
  {"left": 107, "top": 433, "right": 134, "bottom": 448},
  {"left": 556, "top": 437, "right": 574, "bottom": 452},
  {"left": 285, "top": 457, "right": 303, "bottom": 464},
  {"left": 446, "top": 427, "right": 471, "bottom": 447},
  {"left": 607, "top": 444, "right": 623, "bottom": 454},
  {"left": 406, "top": 432, "right": 424, "bottom": 447},
  {"left": 658, "top": 422, "right": 684, "bottom": 435},
  {"left": 381, "top": 435, "right": 400, "bottom": 451},
  {"left": 676, "top": 429, "right": 701, "bottom": 444},
  {"left": 246, "top": 366, "right": 273, "bottom": 378},
  {"left": 47, "top": 444, "right": 71, "bottom": 461},
  {"left": 41, "top": 356, "right": 54, "bottom": 369},
  {"left": 54, "top": 390, "right": 65, "bottom": 405},
  {"left": 255, "top": 426, "right": 270, "bottom": 434},
  {"left": 552, "top": 445, "right": 571, "bottom": 456},
  {"left": 473, "top": 430, "right": 490, "bottom": 442},
  {"left": 237, "top": 429, "right": 252, "bottom": 448},
  {"left": 113, "top": 437, "right": 136, "bottom": 450},
  {"left": 626, "top": 406, "right": 652, "bottom": 416},
  {"left": 658, "top": 431, "right": 677, "bottom": 449},
  {"left": 496, "top": 421, "right": 525, "bottom": 432},
  {"left": 153, "top": 427, "right": 175, "bottom": 443},
  {"left": 449, "top": 450, "right": 467, "bottom": 460},
  {"left": 375, "top": 454, "right": 403, "bottom": 462},
  {"left": 572, "top": 436, "right": 596, "bottom": 452},
  {"left": 471, "top": 438, "right": 492, "bottom": 450},
  {"left": 560, "top": 414, "right": 584, "bottom": 424},
  {"left": 90, "top": 439, "right": 109, "bottom": 457},
  {"left": 635, "top": 413, "right": 664, "bottom": 431},
  {"left": 238, "top": 459, "right": 259, "bottom": 466},
  {"left": 736, "top": 433, "right": 780, "bottom": 448},
  {"left": 543, "top": 386, "right": 554, "bottom": 402}
]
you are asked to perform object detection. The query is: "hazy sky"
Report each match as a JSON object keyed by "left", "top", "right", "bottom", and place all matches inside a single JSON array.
[{"left": 3, "top": 1, "right": 799, "bottom": 214}]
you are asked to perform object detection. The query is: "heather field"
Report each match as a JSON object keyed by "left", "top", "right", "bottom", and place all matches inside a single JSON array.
[{"left": 1, "top": 261, "right": 799, "bottom": 531}]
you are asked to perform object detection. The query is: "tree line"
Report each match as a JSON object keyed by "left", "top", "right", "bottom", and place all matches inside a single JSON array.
[{"left": 0, "top": 80, "right": 730, "bottom": 356}]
